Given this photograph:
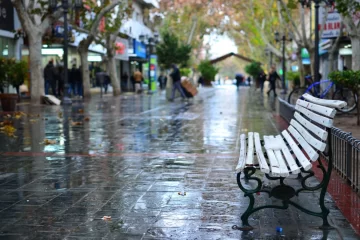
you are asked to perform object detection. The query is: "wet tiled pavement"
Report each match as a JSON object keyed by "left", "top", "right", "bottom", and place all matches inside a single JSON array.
[{"left": 0, "top": 86, "right": 359, "bottom": 239}]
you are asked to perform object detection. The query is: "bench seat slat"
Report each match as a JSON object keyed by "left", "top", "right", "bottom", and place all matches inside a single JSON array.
[
  {"left": 264, "top": 136, "right": 286, "bottom": 177},
  {"left": 246, "top": 132, "right": 255, "bottom": 166},
  {"left": 302, "top": 93, "right": 347, "bottom": 109},
  {"left": 296, "top": 99, "right": 336, "bottom": 118},
  {"left": 295, "top": 105, "right": 333, "bottom": 128},
  {"left": 282, "top": 130, "right": 312, "bottom": 170},
  {"left": 290, "top": 120, "right": 326, "bottom": 152},
  {"left": 236, "top": 134, "right": 247, "bottom": 173},
  {"left": 288, "top": 125, "right": 319, "bottom": 161},
  {"left": 254, "top": 132, "right": 269, "bottom": 173},
  {"left": 276, "top": 135, "right": 301, "bottom": 174},
  {"left": 294, "top": 112, "right": 328, "bottom": 141}
]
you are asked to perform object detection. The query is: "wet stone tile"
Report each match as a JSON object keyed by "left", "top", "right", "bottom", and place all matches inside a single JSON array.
[{"left": 0, "top": 88, "right": 358, "bottom": 239}]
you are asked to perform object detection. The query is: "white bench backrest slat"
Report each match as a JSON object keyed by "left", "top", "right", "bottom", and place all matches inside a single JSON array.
[
  {"left": 276, "top": 135, "right": 301, "bottom": 174},
  {"left": 254, "top": 132, "right": 270, "bottom": 173},
  {"left": 263, "top": 136, "right": 284, "bottom": 177},
  {"left": 288, "top": 124, "right": 320, "bottom": 161},
  {"left": 290, "top": 119, "right": 326, "bottom": 152},
  {"left": 295, "top": 105, "right": 333, "bottom": 128},
  {"left": 294, "top": 112, "right": 328, "bottom": 141},
  {"left": 236, "top": 134, "right": 247, "bottom": 173},
  {"left": 296, "top": 99, "right": 336, "bottom": 118},
  {"left": 302, "top": 93, "right": 347, "bottom": 109},
  {"left": 282, "top": 130, "right": 312, "bottom": 170},
  {"left": 246, "top": 132, "right": 255, "bottom": 166}
]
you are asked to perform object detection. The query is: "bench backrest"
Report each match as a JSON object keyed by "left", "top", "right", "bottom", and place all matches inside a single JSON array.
[{"left": 286, "top": 93, "right": 346, "bottom": 162}]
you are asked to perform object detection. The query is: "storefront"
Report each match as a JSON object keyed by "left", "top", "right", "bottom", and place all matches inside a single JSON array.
[
  {"left": 0, "top": 0, "right": 15, "bottom": 59},
  {"left": 129, "top": 39, "right": 147, "bottom": 74}
]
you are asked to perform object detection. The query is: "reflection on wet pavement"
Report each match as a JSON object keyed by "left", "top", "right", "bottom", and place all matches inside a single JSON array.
[{"left": 0, "top": 87, "right": 358, "bottom": 239}]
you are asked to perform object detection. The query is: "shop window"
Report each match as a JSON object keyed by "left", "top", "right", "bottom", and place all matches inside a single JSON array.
[{"left": 0, "top": 37, "right": 15, "bottom": 58}]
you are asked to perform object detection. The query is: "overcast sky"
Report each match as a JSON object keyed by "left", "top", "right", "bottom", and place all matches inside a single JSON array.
[{"left": 204, "top": 33, "right": 238, "bottom": 59}]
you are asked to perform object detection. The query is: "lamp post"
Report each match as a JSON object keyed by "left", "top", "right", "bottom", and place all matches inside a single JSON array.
[
  {"left": 139, "top": 33, "right": 159, "bottom": 95},
  {"left": 275, "top": 31, "right": 292, "bottom": 94},
  {"left": 49, "top": 0, "right": 82, "bottom": 104},
  {"left": 299, "top": 0, "right": 335, "bottom": 82}
]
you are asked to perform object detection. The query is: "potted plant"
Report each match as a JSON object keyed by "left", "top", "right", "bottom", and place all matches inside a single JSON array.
[
  {"left": 329, "top": 70, "right": 360, "bottom": 125},
  {"left": 286, "top": 72, "right": 300, "bottom": 91},
  {"left": 0, "top": 57, "right": 22, "bottom": 112},
  {"left": 245, "top": 62, "right": 262, "bottom": 88},
  {"left": 197, "top": 60, "right": 219, "bottom": 86},
  {"left": 8, "top": 60, "right": 28, "bottom": 96}
]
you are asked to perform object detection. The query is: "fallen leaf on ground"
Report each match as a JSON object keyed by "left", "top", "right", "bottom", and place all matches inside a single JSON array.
[
  {"left": 102, "top": 216, "right": 112, "bottom": 221},
  {"left": 84, "top": 117, "right": 90, "bottom": 121},
  {"left": 58, "top": 112, "right": 63, "bottom": 118},
  {"left": 78, "top": 109, "right": 84, "bottom": 113},
  {"left": 71, "top": 121, "right": 83, "bottom": 126},
  {"left": 0, "top": 125, "right": 16, "bottom": 137},
  {"left": 43, "top": 139, "right": 57, "bottom": 145},
  {"left": 29, "top": 119, "right": 38, "bottom": 123},
  {"left": 14, "top": 112, "right": 26, "bottom": 119}
]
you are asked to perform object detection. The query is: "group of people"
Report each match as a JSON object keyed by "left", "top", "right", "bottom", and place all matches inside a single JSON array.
[
  {"left": 234, "top": 74, "right": 252, "bottom": 89},
  {"left": 127, "top": 69, "right": 168, "bottom": 94},
  {"left": 257, "top": 65, "right": 281, "bottom": 97},
  {"left": 43, "top": 60, "right": 83, "bottom": 98}
]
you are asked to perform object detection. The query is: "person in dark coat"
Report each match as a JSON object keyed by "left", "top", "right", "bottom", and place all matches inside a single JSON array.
[
  {"left": 235, "top": 74, "right": 243, "bottom": 89},
  {"left": 158, "top": 72, "right": 167, "bottom": 90},
  {"left": 44, "top": 60, "right": 57, "bottom": 96},
  {"left": 267, "top": 66, "right": 281, "bottom": 97},
  {"left": 57, "top": 66, "right": 64, "bottom": 97},
  {"left": 76, "top": 65, "right": 83, "bottom": 97},
  {"left": 69, "top": 64, "right": 77, "bottom": 96},
  {"left": 258, "top": 70, "right": 267, "bottom": 93},
  {"left": 169, "top": 64, "right": 186, "bottom": 101}
]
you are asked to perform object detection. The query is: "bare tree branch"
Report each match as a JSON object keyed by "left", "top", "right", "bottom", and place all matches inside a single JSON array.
[
  {"left": 11, "top": 0, "right": 34, "bottom": 32},
  {"left": 89, "top": 0, "right": 122, "bottom": 36},
  {"left": 40, "top": 9, "right": 63, "bottom": 33},
  {"left": 278, "top": 0, "right": 302, "bottom": 41}
]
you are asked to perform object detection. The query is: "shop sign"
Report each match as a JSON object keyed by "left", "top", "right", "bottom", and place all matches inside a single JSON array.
[
  {"left": 0, "top": 0, "right": 14, "bottom": 32},
  {"left": 115, "top": 37, "right": 129, "bottom": 61},
  {"left": 54, "top": 25, "right": 72, "bottom": 38},
  {"left": 319, "top": 5, "right": 341, "bottom": 39},
  {"left": 133, "top": 39, "right": 147, "bottom": 59}
]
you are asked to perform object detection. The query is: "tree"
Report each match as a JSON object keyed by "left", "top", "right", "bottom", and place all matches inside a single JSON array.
[
  {"left": 156, "top": 31, "right": 192, "bottom": 69},
  {"left": 100, "top": 3, "right": 131, "bottom": 96},
  {"left": 245, "top": 62, "right": 262, "bottom": 78},
  {"left": 197, "top": 60, "right": 219, "bottom": 85},
  {"left": 11, "top": 0, "right": 63, "bottom": 104},
  {"left": 76, "top": 0, "right": 123, "bottom": 98},
  {"left": 335, "top": 0, "right": 360, "bottom": 70}
]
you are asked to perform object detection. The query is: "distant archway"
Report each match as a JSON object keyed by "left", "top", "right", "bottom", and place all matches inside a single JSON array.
[{"left": 209, "top": 52, "right": 257, "bottom": 64}]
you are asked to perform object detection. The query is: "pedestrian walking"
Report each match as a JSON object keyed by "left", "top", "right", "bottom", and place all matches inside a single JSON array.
[
  {"left": 69, "top": 64, "right": 77, "bottom": 96},
  {"left": 57, "top": 65, "right": 64, "bottom": 97},
  {"left": 267, "top": 66, "right": 281, "bottom": 97},
  {"left": 247, "top": 76, "right": 251, "bottom": 86},
  {"left": 121, "top": 72, "right": 129, "bottom": 91},
  {"left": 235, "top": 74, "right": 243, "bottom": 89},
  {"left": 133, "top": 69, "right": 143, "bottom": 93},
  {"left": 44, "top": 60, "right": 57, "bottom": 96},
  {"left": 258, "top": 70, "right": 267, "bottom": 94},
  {"left": 198, "top": 76, "right": 204, "bottom": 87},
  {"left": 169, "top": 64, "right": 186, "bottom": 101},
  {"left": 158, "top": 72, "right": 167, "bottom": 90}
]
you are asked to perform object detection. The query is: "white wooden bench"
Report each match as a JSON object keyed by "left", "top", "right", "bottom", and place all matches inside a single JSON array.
[{"left": 234, "top": 93, "right": 346, "bottom": 231}]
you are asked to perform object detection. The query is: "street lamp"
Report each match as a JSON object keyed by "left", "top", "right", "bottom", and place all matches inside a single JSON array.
[
  {"left": 49, "top": 0, "right": 82, "bottom": 104},
  {"left": 275, "top": 31, "right": 292, "bottom": 94},
  {"left": 299, "top": 0, "right": 335, "bottom": 83},
  {"left": 139, "top": 33, "right": 159, "bottom": 94}
]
